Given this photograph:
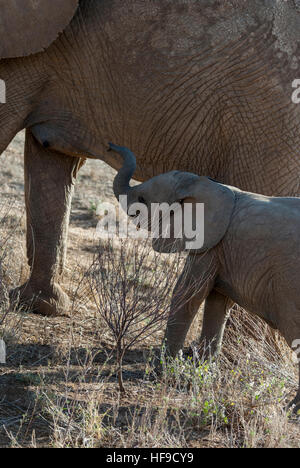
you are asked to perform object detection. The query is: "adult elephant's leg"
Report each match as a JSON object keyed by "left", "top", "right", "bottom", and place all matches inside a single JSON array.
[
  {"left": 199, "top": 290, "right": 233, "bottom": 360},
  {"left": 10, "top": 129, "right": 81, "bottom": 316}
]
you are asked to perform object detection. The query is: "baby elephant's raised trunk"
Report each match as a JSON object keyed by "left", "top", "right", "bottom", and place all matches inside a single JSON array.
[{"left": 109, "top": 143, "right": 137, "bottom": 199}]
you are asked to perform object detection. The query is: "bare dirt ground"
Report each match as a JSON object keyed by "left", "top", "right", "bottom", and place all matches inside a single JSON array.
[{"left": 0, "top": 133, "right": 299, "bottom": 448}]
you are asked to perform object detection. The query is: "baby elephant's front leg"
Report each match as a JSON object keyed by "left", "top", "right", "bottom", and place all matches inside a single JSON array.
[{"left": 164, "top": 255, "right": 217, "bottom": 358}]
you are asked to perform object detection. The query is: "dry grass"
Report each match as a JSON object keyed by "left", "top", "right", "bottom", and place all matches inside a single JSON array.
[{"left": 0, "top": 134, "right": 299, "bottom": 448}]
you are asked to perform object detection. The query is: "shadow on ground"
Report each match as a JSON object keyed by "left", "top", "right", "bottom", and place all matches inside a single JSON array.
[{"left": 0, "top": 342, "right": 163, "bottom": 447}]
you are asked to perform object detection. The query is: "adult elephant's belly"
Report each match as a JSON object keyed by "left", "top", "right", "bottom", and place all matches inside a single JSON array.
[
  {"left": 85, "top": 0, "right": 300, "bottom": 195},
  {"left": 32, "top": 0, "right": 300, "bottom": 196}
]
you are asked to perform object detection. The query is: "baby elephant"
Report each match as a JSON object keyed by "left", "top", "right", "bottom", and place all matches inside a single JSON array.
[{"left": 109, "top": 143, "right": 300, "bottom": 411}]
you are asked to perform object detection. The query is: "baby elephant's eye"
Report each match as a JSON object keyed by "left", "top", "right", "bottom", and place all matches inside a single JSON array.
[
  {"left": 138, "top": 196, "right": 147, "bottom": 205},
  {"left": 179, "top": 199, "right": 184, "bottom": 205}
]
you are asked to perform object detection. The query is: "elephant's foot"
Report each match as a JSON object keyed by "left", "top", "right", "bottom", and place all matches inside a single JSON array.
[{"left": 9, "top": 282, "right": 70, "bottom": 317}]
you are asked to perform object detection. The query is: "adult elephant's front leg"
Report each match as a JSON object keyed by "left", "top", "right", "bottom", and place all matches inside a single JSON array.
[{"left": 10, "top": 129, "right": 81, "bottom": 316}]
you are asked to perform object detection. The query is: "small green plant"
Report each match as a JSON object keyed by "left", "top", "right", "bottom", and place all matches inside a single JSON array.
[
  {"left": 161, "top": 349, "right": 217, "bottom": 392},
  {"left": 89, "top": 201, "right": 97, "bottom": 213}
]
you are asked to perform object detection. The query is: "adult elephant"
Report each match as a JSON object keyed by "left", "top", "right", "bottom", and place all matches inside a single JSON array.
[{"left": 1, "top": 0, "right": 300, "bottom": 324}]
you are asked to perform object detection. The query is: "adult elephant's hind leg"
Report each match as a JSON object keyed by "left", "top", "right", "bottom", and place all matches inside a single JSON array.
[{"left": 10, "top": 129, "right": 80, "bottom": 316}]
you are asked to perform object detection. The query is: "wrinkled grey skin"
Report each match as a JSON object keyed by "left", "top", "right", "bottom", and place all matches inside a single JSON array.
[
  {"left": 2, "top": 0, "right": 300, "bottom": 316},
  {"left": 111, "top": 143, "right": 300, "bottom": 412}
]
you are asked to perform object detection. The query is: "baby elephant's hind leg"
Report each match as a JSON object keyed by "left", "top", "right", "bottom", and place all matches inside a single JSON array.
[{"left": 199, "top": 290, "right": 233, "bottom": 360}]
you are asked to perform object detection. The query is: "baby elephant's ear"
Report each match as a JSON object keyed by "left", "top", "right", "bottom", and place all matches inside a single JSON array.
[
  {"left": 187, "top": 177, "right": 235, "bottom": 252},
  {"left": 175, "top": 175, "right": 236, "bottom": 253},
  {"left": 0, "top": 0, "right": 79, "bottom": 59}
]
